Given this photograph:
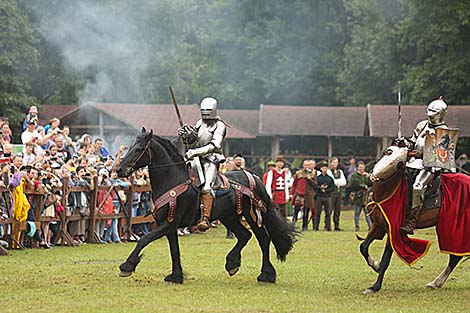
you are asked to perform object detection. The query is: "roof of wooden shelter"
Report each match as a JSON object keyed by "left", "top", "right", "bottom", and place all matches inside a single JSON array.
[
  {"left": 368, "top": 104, "right": 470, "bottom": 137},
  {"left": 258, "top": 105, "right": 367, "bottom": 137}
]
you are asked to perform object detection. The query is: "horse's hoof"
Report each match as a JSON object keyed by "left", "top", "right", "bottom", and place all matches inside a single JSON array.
[
  {"left": 257, "top": 274, "right": 276, "bottom": 284},
  {"left": 362, "top": 288, "right": 377, "bottom": 295},
  {"left": 164, "top": 273, "right": 183, "bottom": 284},
  {"left": 426, "top": 282, "right": 439, "bottom": 289},
  {"left": 228, "top": 266, "right": 240, "bottom": 276},
  {"left": 119, "top": 271, "right": 133, "bottom": 277}
]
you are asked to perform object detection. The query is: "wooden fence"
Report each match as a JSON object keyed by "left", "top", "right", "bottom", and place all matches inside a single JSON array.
[{"left": 0, "top": 176, "right": 154, "bottom": 255}]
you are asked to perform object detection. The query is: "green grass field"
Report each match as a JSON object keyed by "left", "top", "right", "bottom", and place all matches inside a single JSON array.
[{"left": 1, "top": 210, "right": 470, "bottom": 313}]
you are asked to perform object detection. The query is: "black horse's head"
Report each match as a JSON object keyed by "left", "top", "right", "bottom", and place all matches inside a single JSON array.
[{"left": 116, "top": 127, "right": 153, "bottom": 177}]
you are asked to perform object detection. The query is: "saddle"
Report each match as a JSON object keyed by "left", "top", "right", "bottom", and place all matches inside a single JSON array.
[
  {"left": 150, "top": 171, "right": 265, "bottom": 226},
  {"left": 188, "top": 169, "right": 231, "bottom": 191}
]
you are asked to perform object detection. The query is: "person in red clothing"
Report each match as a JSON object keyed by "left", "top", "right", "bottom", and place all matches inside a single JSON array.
[
  {"left": 262, "top": 160, "right": 276, "bottom": 185},
  {"left": 264, "top": 155, "right": 289, "bottom": 218},
  {"left": 290, "top": 159, "right": 317, "bottom": 230}
]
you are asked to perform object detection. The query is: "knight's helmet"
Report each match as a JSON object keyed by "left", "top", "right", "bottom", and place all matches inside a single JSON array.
[
  {"left": 200, "top": 97, "right": 218, "bottom": 120},
  {"left": 427, "top": 96, "right": 447, "bottom": 126}
]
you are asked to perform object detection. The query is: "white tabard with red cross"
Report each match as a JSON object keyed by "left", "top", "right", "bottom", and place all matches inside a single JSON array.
[{"left": 265, "top": 169, "right": 288, "bottom": 204}]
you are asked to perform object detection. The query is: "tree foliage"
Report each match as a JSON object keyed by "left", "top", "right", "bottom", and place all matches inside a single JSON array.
[
  {"left": 0, "top": 0, "right": 38, "bottom": 125},
  {"left": 0, "top": 0, "right": 469, "bottom": 111}
]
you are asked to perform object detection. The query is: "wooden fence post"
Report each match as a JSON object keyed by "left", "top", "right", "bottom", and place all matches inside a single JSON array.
[
  {"left": 87, "top": 176, "right": 101, "bottom": 243},
  {"left": 59, "top": 177, "right": 77, "bottom": 246}
]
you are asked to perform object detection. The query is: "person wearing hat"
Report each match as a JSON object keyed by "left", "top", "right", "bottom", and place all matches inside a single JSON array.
[
  {"left": 22, "top": 106, "right": 39, "bottom": 131},
  {"left": 21, "top": 116, "right": 43, "bottom": 153},
  {"left": 264, "top": 155, "right": 290, "bottom": 218},
  {"left": 233, "top": 153, "right": 244, "bottom": 171},
  {"left": 262, "top": 160, "right": 276, "bottom": 185},
  {"left": 314, "top": 161, "right": 335, "bottom": 231}
]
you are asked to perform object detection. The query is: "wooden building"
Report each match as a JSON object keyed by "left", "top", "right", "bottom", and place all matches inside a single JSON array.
[{"left": 39, "top": 102, "right": 470, "bottom": 164}]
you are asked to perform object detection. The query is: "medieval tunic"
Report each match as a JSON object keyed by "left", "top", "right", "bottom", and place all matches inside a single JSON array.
[
  {"left": 11, "top": 173, "right": 30, "bottom": 222},
  {"left": 265, "top": 169, "right": 289, "bottom": 204},
  {"left": 290, "top": 169, "right": 317, "bottom": 208}
]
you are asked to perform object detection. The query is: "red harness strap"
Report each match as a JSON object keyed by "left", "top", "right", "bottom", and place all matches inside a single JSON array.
[
  {"left": 231, "top": 170, "right": 266, "bottom": 227},
  {"left": 151, "top": 180, "right": 191, "bottom": 223}
]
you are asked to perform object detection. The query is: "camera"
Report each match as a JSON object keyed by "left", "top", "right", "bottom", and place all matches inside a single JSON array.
[{"left": 305, "top": 168, "right": 312, "bottom": 173}]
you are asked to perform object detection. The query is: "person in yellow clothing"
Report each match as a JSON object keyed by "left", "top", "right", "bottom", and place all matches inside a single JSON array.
[
  {"left": 11, "top": 170, "right": 31, "bottom": 246},
  {"left": 11, "top": 171, "right": 30, "bottom": 222}
]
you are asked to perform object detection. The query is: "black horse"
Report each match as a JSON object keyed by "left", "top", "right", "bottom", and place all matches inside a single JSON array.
[{"left": 116, "top": 128, "right": 296, "bottom": 283}]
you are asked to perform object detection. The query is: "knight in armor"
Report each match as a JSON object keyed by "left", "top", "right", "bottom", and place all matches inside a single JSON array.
[
  {"left": 401, "top": 97, "right": 449, "bottom": 235},
  {"left": 177, "top": 97, "right": 226, "bottom": 231}
]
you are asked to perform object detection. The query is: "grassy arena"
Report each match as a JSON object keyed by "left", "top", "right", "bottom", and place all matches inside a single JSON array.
[{"left": 1, "top": 210, "right": 470, "bottom": 313}]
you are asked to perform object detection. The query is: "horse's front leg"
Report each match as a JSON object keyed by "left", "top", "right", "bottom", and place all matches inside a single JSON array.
[
  {"left": 164, "top": 227, "right": 184, "bottom": 284},
  {"left": 363, "top": 239, "right": 393, "bottom": 294},
  {"left": 119, "top": 221, "right": 171, "bottom": 277},
  {"left": 426, "top": 254, "right": 463, "bottom": 289},
  {"left": 359, "top": 225, "right": 383, "bottom": 273},
  {"left": 220, "top": 215, "right": 252, "bottom": 276}
]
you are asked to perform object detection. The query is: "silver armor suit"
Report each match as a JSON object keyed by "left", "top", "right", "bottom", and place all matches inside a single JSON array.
[
  {"left": 178, "top": 97, "right": 226, "bottom": 196},
  {"left": 406, "top": 98, "right": 448, "bottom": 208}
]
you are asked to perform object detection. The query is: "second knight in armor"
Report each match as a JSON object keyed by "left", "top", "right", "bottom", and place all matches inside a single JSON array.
[
  {"left": 177, "top": 97, "right": 226, "bottom": 231},
  {"left": 401, "top": 97, "right": 449, "bottom": 234}
]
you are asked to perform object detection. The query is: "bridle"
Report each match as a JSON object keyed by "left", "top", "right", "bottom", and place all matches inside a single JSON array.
[
  {"left": 124, "top": 138, "right": 186, "bottom": 173},
  {"left": 126, "top": 139, "right": 153, "bottom": 173}
]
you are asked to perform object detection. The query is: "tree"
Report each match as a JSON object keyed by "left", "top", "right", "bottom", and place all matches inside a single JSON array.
[
  {"left": 398, "top": 0, "right": 470, "bottom": 104},
  {"left": 0, "top": 0, "right": 38, "bottom": 130},
  {"left": 336, "top": 0, "right": 405, "bottom": 105}
]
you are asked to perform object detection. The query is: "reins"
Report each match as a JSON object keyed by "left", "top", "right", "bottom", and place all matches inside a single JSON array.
[
  {"left": 148, "top": 160, "right": 187, "bottom": 169},
  {"left": 126, "top": 139, "right": 153, "bottom": 172},
  {"left": 128, "top": 138, "right": 187, "bottom": 171}
]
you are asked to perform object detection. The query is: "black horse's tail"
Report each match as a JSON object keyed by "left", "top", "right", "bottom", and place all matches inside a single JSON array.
[{"left": 254, "top": 175, "right": 297, "bottom": 262}]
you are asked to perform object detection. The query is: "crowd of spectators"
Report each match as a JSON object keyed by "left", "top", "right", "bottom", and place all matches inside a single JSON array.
[
  {"left": 0, "top": 106, "right": 151, "bottom": 249},
  {"left": 4, "top": 107, "right": 470, "bottom": 248},
  {"left": 258, "top": 154, "right": 374, "bottom": 232}
]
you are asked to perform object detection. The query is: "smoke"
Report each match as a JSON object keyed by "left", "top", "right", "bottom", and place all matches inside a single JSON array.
[{"left": 32, "top": 1, "right": 149, "bottom": 105}]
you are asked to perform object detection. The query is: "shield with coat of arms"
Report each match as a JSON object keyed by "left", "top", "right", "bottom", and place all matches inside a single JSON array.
[{"left": 424, "top": 127, "right": 460, "bottom": 169}]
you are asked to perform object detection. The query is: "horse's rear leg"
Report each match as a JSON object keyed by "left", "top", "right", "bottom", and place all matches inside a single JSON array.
[
  {"left": 164, "top": 229, "right": 184, "bottom": 284},
  {"left": 426, "top": 254, "right": 463, "bottom": 289},
  {"left": 119, "top": 222, "right": 172, "bottom": 277},
  {"left": 220, "top": 215, "right": 252, "bottom": 276},
  {"left": 244, "top": 214, "right": 276, "bottom": 283},
  {"left": 363, "top": 240, "right": 393, "bottom": 294}
]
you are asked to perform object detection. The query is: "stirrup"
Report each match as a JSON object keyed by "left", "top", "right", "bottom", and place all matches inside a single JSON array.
[{"left": 400, "top": 225, "right": 414, "bottom": 235}]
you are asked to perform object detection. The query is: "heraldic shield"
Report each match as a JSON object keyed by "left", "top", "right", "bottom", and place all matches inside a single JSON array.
[{"left": 424, "top": 127, "right": 460, "bottom": 170}]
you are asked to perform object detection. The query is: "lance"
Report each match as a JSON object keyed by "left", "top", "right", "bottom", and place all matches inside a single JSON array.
[
  {"left": 397, "top": 81, "right": 402, "bottom": 138},
  {"left": 169, "top": 86, "right": 184, "bottom": 127},
  {"left": 169, "top": 86, "right": 205, "bottom": 185}
]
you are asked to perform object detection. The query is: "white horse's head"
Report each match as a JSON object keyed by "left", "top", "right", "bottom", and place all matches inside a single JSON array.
[{"left": 371, "top": 145, "right": 408, "bottom": 181}]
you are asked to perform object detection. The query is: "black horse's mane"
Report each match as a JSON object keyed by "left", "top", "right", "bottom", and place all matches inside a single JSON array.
[{"left": 152, "top": 135, "right": 184, "bottom": 162}]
